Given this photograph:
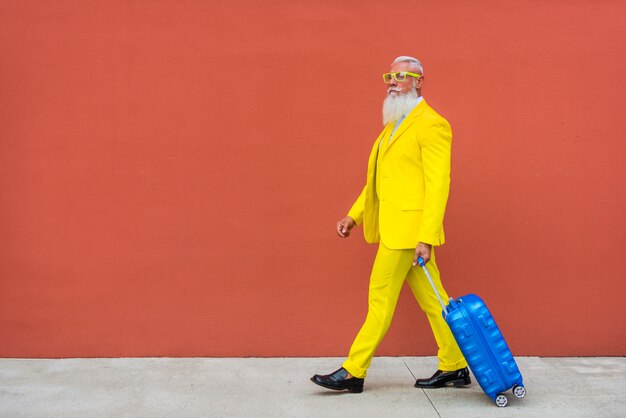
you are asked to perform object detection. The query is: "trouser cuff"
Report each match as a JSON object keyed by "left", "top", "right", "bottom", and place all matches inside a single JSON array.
[
  {"left": 438, "top": 358, "right": 468, "bottom": 372},
  {"left": 342, "top": 359, "right": 367, "bottom": 379}
]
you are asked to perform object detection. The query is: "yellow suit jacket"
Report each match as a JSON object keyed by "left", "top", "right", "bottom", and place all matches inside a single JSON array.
[{"left": 347, "top": 99, "right": 452, "bottom": 249}]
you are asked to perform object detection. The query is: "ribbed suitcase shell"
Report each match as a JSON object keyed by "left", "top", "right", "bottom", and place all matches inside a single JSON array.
[{"left": 445, "top": 294, "right": 523, "bottom": 400}]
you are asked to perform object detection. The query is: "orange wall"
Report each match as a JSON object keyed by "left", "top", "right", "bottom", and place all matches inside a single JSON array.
[{"left": 1, "top": 1, "right": 625, "bottom": 357}]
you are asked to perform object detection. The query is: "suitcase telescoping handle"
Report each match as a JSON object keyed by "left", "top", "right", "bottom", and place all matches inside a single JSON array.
[{"left": 417, "top": 256, "right": 449, "bottom": 317}]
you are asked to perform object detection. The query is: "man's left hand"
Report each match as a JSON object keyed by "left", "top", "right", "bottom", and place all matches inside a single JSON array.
[{"left": 413, "top": 242, "right": 432, "bottom": 266}]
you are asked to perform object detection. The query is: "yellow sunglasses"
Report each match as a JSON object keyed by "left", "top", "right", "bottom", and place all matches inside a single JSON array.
[{"left": 382, "top": 71, "right": 422, "bottom": 83}]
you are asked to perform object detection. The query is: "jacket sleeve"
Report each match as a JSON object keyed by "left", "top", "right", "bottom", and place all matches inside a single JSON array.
[
  {"left": 347, "top": 185, "right": 367, "bottom": 226},
  {"left": 417, "top": 118, "right": 452, "bottom": 246}
]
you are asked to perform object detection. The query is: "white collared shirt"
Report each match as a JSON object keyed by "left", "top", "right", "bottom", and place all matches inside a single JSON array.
[{"left": 381, "top": 96, "right": 424, "bottom": 149}]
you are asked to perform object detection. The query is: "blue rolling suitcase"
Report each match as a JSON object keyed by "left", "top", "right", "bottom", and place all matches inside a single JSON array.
[{"left": 417, "top": 257, "right": 526, "bottom": 407}]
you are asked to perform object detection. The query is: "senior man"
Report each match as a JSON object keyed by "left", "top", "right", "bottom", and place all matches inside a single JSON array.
[{"left": 311, "top": 56, "right": 469, "bottom": 393}]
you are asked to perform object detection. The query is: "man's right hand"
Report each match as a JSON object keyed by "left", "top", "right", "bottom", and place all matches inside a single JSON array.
[{"left": 336, "top": 216, "right": 356, "bottom": 238}]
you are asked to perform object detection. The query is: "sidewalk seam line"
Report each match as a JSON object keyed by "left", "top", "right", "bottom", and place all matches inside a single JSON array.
[
  {"left": 402, "top": 359, "right": 441, "bottom": 418},
  {"left": 422, "top": 389, "right": 441, "bottom": 418},
  {"left": 402, "top": 358, "right": 416, "bottom": 379}
]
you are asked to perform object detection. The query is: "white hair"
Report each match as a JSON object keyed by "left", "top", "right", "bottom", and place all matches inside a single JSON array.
[
  {"left": 382, "top": 84, "right": 420, "bottom": 124},
  {"left": 392, "top": 56, "right": 424, "bottom": 75}
]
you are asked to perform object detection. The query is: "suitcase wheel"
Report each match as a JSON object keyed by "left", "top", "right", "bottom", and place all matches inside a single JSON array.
[
  {"left": 495, "top": 394, "right": 508, "bottom": 407},
  {"left": 513, "top": 385, "right": 526, "bottom": 398}
]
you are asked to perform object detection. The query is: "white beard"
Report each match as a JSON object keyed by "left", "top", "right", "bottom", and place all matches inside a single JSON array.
[{"left": 382, "top": 87, "right": 420, "bottom": 125}]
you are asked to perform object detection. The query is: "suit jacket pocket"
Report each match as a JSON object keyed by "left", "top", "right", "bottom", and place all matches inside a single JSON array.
[{"left": 400, "top": 200, "right": 424, "bottom": 211}]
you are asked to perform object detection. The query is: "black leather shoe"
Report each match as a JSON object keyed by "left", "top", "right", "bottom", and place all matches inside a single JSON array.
[
  {"left": 311, "top": 367, "right": 364, "bottom": 393},
  {"left": 414, "top": 367, "right": 471, "bottom": 388}
]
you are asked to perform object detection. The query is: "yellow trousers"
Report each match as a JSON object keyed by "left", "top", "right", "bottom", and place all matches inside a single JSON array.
[{"left": 342, "top": 242, "right": 467, "bottom": 378}]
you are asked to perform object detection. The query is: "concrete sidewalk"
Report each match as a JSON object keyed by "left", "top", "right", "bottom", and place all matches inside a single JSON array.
[{"left": 0, "top": 357, "right": 624, "bottom": 417}]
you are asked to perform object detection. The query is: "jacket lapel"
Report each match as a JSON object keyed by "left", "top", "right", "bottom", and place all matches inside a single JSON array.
[
  {"left": 381, "top": 99, "right": 427, "bottom": 158},
  {"left": 368, "top": 122, "right": 393, "bottom": 171}
]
